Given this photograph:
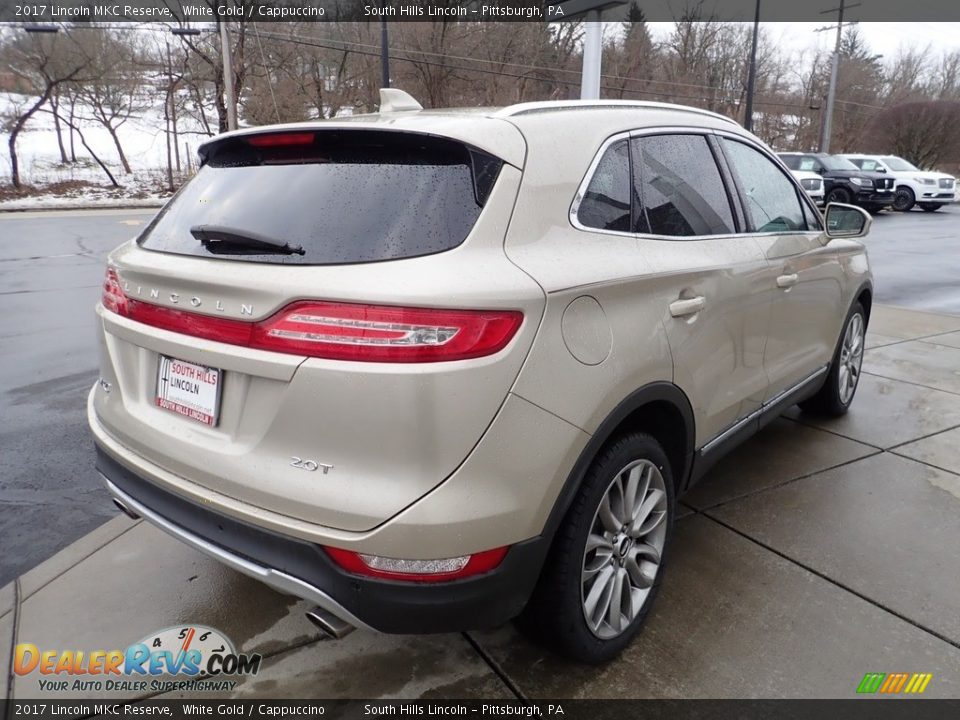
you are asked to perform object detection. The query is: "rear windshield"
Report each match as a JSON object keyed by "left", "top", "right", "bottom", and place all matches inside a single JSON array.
[{"left": 138, "top": 130, "right": 503, "bottom": 265}]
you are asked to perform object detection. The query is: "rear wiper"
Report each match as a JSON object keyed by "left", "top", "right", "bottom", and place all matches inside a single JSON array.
[{"left": 190, "top": 225, "right": 305, "bottom": 256}]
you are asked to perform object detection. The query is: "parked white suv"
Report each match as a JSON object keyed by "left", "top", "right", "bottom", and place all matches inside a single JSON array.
[{"left": 841, "top": 154, "right": 957, "bottom": 212}]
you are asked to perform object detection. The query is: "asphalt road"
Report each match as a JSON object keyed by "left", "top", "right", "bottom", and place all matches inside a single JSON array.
[
  {"left": 0, "top": 208, "right": 158, "bottom": 585},
  {"left": 0, "top": 203, "right": 958, "bottom": 586},
  {"left": 863, "top": 203, "right": 960, "bottom": 315}
]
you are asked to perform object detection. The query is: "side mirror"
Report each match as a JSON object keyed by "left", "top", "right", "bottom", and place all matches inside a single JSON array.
[
  {"left": 824, "top": 202, "right": 872, "bottom": 239},
  {"left": 876, "top": 167, "right": 887, "bottom": 173}
]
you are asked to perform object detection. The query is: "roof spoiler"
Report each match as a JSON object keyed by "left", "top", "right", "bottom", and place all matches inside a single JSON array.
[{"left": 379, "top": 88, "right": 423, "bottom": 113}]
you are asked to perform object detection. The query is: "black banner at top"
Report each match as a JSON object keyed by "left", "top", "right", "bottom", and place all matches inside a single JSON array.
[{"left": 2, "top": 0, "right": 960, "bottom": 23}]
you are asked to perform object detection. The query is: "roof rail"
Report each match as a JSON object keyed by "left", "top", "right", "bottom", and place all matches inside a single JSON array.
[{"left": 494, "top": 100, "right": 739, "bottom": 126}]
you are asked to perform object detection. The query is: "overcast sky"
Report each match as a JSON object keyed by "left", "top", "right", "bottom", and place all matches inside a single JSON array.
[{"left": 646, "top": 21, "right": 960, "bottom": 60}]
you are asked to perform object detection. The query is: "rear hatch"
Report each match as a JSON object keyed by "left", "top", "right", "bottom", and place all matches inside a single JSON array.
[{"left": 93, "top": 126, "right": 543, "bottom": 532}]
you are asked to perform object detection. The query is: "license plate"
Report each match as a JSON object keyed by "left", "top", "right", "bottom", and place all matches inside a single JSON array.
[{"left": 156, "top": 355, "right": 222, "bottom": 426}]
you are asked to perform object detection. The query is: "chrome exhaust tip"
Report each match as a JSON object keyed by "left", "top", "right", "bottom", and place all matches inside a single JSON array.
[
  {"left": 112, "top": 497, "right": 141, "bottom": 521},
  {"left": 306, "top": 607, "right": 356, "bottom": 640}
]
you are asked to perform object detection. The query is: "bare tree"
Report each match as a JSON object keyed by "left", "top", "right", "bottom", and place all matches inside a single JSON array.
[
  {"left": 71, "top": 28, "right": 149, "bottom": 175},
  {"left": 865, "top": 100, "right": 960, "bottom": 169},
  {"left": 241, "top": 23, "right": 310, "bottom": 125},
  {"left": 171, "top": 4, "right": 251, "bottom": 133},
  {"left": 933, "top": 50, "right": 960, "bottom": 101},
  {"left": 395, "top": 23, "right": 473, "bottom": 108},
  {"left": 49, "top": 84, "right": 69, "bottom": 163},
  {"left": 2, "top": 31, "right": 86, "bottom": 189},
  {"left": 884, "top": 45, "right": 928, "bottom": 105},
  {"left": 604, "top": 8, "right": 657, "bottom": 101}
]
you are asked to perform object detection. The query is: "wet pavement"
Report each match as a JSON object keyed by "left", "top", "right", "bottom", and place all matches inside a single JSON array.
[
  {"left": 0, "top": 209, "right": 155, "bottom": 584},
  {"left": 3, "top": 207, "right": 960, "bottom": 699},
  {"left": 863, "top": 203, "right": 960, "bottom": 314}
]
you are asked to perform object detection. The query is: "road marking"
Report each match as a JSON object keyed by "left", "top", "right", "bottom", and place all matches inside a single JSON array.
[{"left": 118, "top": 219, "right": 144, "bottom": 226}]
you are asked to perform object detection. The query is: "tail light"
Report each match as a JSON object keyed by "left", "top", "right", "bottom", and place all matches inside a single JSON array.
[
  {"left": 252, "top": 301, "right": 522, "bottom": 362},
  {"left": 324, "top": 546, "right": 508, "bottom": 583},
  {"left": 101, "top": 268, "right": 128, "bottom": 315},
  {"left": 101, "top": 269, "right": 522, "bottom": 363}
]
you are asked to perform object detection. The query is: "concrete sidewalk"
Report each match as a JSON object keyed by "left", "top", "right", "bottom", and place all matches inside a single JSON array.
[{"left": 4, "top": 304, "right": 960, "bottom": 700}]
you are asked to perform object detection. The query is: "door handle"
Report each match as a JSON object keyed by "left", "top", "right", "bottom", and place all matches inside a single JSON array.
[
  {"left": 776, "top": 273, "right": 799, "bottom": 289},
  {"left": 669, "top": 296, "right": 706, "bottom": 318}
]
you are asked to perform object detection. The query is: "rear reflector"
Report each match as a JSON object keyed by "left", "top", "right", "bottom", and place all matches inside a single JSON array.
[
  {"left": 101, "top": 269, "right": 522, "bottom": 363},
  {"left": 324, "top": 546, "right": 509, "bottom": 583}
]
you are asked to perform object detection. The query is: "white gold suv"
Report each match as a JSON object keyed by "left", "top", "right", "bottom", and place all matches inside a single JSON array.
[{"left": 89, "top": 91, "right": 873, "bottom": 663}]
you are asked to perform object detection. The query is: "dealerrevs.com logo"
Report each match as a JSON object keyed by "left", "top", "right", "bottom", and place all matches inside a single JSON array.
[{"left": 14, "top": 625, "right": 261, "bottom": 693}]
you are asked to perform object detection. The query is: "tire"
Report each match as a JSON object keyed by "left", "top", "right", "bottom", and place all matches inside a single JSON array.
[
  {"left": 826, "top": 187, "right": 852, "bottom": 205},
  {"left": 516, "top": 432, "right": 675, "bottom": 663},
  {"left": 799, "top": 301, "right": 866, "bottom": 417},
  {"left": 919, "top": 203, "right": 942, "bottom": 212},
  {"left": 892, "top": 186, "right": 916, "bottom": 212}
]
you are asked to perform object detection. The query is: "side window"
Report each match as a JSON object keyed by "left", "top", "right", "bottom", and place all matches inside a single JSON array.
[
  {"left": 631, "top": 134, "right": 735, "bottom": 237},
  {"left": 722, "top": 139, "right": 807, "bottom": 232},
  {"left": 797, "top": 157, "right": 817, "bottom": 172},
  {"left": 576, "top": 140, "right": 631, "bottom": 232},
  {"left": 779, "top": 155, "right": 798, "bottom": 170}
]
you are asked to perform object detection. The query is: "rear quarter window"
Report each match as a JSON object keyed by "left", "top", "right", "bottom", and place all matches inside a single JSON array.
[
  {"left": 576, "top": 140, "right": 631, "bottom": 233},
  {"left": 138, "top": 131, "right": 503, "bottom": 265}
]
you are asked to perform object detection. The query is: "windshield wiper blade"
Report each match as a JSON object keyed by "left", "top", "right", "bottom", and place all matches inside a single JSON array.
[{"left": 190, "top": 225, "right": 305, "bottom": 256}]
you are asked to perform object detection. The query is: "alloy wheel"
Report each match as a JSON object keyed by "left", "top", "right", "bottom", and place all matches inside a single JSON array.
[
  {"left": 838, "top": 312, "right": 865, "bottom": 405},
  {"left": 581, "top": 459, "right": 668, "bottom": 639}
]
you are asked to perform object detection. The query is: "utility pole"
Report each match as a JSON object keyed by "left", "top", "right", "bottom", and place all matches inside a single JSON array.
[
  {"left": 580, "top": 12, "right": 602, "bottom": 100},
  {"left": 743, "top": 0, "right": 761, "bottom": 132},
  {"left": 817, "top": 0, "right": 860, "bottom": 153},
  {"left": 219, "top": 17, "right": 238, "bottom": 131},
  {"left": 380, "top": 20, "right": 390, "bottom": 88}
]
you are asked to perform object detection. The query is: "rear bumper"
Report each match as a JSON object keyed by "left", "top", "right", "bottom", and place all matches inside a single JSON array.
[{"left": 95, "top": 444, "right": 548, "bottom": 633}]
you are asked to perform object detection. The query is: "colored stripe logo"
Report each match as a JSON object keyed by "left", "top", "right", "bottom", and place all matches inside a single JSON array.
[{"left": 857, "top": 672, "right": 933, "bottom": 694}]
